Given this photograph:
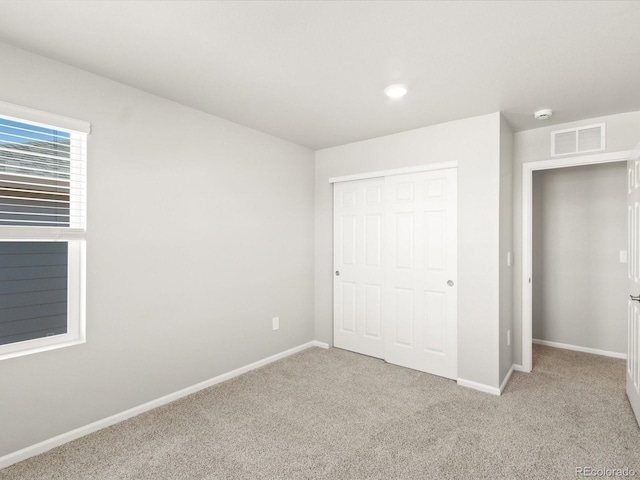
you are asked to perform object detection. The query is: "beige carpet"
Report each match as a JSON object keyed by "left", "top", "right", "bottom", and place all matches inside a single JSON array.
[{"left": 1, "top": 344, "right": 639, "bottom": 479}]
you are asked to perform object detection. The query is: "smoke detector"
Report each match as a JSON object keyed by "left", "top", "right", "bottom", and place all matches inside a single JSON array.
[{"left": 534, "top": 108, "right": 553, "bottom": 120}]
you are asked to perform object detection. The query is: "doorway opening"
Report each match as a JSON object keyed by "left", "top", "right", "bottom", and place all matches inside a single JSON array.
[
  {"left": 531, "top": 162, "right": 627, "bottom": 364},
  {"left": 522, "top": 150, "right": 633, "bottom": 372}
]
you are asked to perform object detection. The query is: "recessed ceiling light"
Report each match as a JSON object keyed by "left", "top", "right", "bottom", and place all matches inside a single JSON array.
[
  {"left": 534, "top": 108, "right": 553, "bottom": 120},
  {"left": 384, "top": 84, "right": 408, "bottom": 98}
]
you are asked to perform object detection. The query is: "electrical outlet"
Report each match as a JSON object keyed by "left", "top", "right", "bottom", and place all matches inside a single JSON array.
[
  {"left": 272, "top": 316, "right": 279, "bottom": 331},
  {"left": 620, "top": 250, "right": 628, "bottom": 263},
  {"left": 507, "top": 329, "right": 511, "bottom": 347}
]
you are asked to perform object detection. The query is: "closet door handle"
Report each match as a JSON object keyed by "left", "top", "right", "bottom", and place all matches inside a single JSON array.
[
  {"left": 631, "top": 294, "right": 640, "bottom": 302},
  {"left": 335, "top": 271, "right": 340, "bottom": 276}
]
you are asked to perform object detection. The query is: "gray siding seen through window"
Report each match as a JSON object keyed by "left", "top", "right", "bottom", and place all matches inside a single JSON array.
[{"left": 0, "top": 242, "right": 68, "bottom": 345}]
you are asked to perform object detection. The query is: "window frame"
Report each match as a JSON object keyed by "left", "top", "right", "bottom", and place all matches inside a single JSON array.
[{"left": 0, "top": 102, "right": 89, "bottom": 361}]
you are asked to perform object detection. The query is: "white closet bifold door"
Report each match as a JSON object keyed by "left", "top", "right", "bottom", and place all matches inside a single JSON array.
[
  {"left": 383, "top": 169, "right": 457, "bottom": 379},
  {"left": 333, "top": 178, "right": 385, "bottom": 359},
  {"left": 333, "top": 168, "right": 457, "bottom": 380}
]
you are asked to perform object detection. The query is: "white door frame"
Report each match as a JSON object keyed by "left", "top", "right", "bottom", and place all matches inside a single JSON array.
[
  {"left": 521, "top": 150, "right": 633, "bottom": 372},
  {"left": 329, "top": 161, "right": 458, "bottom": 184}
]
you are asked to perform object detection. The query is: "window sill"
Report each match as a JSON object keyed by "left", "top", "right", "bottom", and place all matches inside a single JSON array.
[{"left": 0, "top": 336, "right": 85, "bottom": 362}]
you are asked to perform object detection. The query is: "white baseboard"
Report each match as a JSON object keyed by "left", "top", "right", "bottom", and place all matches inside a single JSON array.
[
  {"left": 512, "top": 364, "right": 528, "bottom": 373},
  {"left": 0, "top": 340, "right": 327, "bottom": 471},
  {"left": 311, "top": 340, "right": 330, "bottom": 349},
  {"left": 532, "top": 339, "right": 626, "bottom": 360},
  {"left": 457, "top": 377, "right": 501, "bottom": 396},
  {"left": 499, "top": 365, "right": 514, "bottom": 394}
]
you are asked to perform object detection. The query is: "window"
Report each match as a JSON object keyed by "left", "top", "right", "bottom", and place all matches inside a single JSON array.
[{"left": 0, "top": 101, "right": 89, "bottom": 360}]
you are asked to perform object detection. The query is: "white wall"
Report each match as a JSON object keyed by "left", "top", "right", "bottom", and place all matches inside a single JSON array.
[
  {"left": 0, "top": 42, "right": 315, "bottom": 457},
  {"left": 513, "top": 111, "right": 640, "bottom": 366},
  {"left": 499, "top": 117, "right": 514, "bottom": 381},
  {"left": 532, "top": 162, "right": 627, "bottom": 354},
  {"left": 315, "top": 113, "right": 502, "bottom": 388}
]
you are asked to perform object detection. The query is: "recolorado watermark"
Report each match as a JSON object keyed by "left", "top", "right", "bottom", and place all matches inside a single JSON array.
[{"left": 576, "top": 467, "right": 636, "bottom": 477}]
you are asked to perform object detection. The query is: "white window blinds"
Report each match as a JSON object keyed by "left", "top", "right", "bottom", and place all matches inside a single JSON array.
[{"left": 0, "top": 115, "right": 87, "bottom": 232}]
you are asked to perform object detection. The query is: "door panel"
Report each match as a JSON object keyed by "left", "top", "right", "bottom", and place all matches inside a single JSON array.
[
  {"left": 364, "top": 284, "right": 382, "bottom": 338},
  {"left": 629, "top": 205, "right": 635, "bottom": 280},
  {"left": 424, "top": 211, "right": 446, "bottom": 270},
  {"left": 333, "top": 179, "right": 385, "bottom": 359},
  {"left": 340, "top": 215, "right": 357, "bottom": 266},
  {"left": 424, "top": 290, "right": 445, "bottom": 353},
  {"left": 364, "top": 215, "right": 382, "bottom": 266},
  {"left": 628, "top": 157, "right": 640, "bottom": 426},
  {"left": 393, "top": 287, "right": 415, "bottom": 346},
  {"left": 339, "top": 281, "right": 356, "bottom": 333},
  {"left": 395, "top": 213, "right": 414, "bottom": 268}
]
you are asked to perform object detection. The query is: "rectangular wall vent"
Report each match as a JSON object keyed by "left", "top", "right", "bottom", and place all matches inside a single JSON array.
[{"left": 551, "top": 123, "right": 605, "bottom": 157}]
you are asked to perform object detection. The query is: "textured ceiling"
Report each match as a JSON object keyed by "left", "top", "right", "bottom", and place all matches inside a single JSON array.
[{"left": 0, "top": 1, "right": 639, "bottom": 149}]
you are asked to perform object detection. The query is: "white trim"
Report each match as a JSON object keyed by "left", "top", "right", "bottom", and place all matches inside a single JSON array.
[
  {"left": 533, "top": 339, "right": 627, "bottom": 360},
  {"left": 0, "top": 338, "right": 85, "bottom": 363},
  {"left": 0, "top": 100, "right": 90, "bottom": 134},
  {"left": 521, "top": 149, "right": 633, "bottom": 373},
  {"left": 0, "top": 228, "right": 86, "bottom": 241},
  {"left": 499, "top": 365, "right": 515, "bottom": 394},
  {"left": 0, "top": 340, "right": 326, "bottom": 470},
  {"left": 512, "top": 364, "right": 527, "bottom": 372},
  {"left": 456, "top": 377, "right": 501, "bottom": 396},
  {"left": 523, "top": 149, "right": 628, "bottom": 173},
  {"left": 329, "top": 161, "right": 457, "bottom": 184}
]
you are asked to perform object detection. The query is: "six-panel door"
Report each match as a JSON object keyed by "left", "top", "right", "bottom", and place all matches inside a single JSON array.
[
  {"left": 627, "top": 159, "right": 640, "bottom": 426},
  {"left": 333, "top": 178, "right": 385, "bottom": 359},
  {"left": 383, "top": 169, "right": 457, "bottom": 379}
]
